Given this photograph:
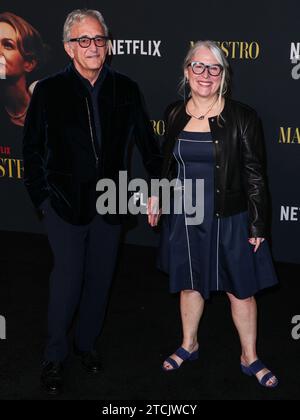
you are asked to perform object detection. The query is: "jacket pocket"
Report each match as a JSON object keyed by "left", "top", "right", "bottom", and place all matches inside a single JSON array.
[{"left": 47, "top": 171, "right": 73, "bottom": 208}]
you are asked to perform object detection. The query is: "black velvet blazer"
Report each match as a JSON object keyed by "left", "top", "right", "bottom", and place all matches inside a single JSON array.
[
  {"left": 23, "top": 64, "right": 161, "bottom": 225},
  {"left": 161, "top": 99, "right": 270, "bottom": 238}
]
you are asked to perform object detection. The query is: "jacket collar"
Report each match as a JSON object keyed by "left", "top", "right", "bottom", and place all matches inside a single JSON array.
[
  {"left": 168, "top": 98, "right": 231, "bottom": 140},
  {"left": 63, "top": 62, "right": 115, "bottom": 105},
  {"left": 70, "top": 61, "right": 108, "bottom": 93}
]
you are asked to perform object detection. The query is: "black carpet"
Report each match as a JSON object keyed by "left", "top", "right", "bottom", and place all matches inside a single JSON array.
[{"left": 0, "top": 231, "right": 299, "bottom": 400}]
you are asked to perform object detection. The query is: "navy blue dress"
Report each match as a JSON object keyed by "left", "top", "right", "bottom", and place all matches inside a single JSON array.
[{"left": 158, "top": 131, "right": 278, "bottom": 299}]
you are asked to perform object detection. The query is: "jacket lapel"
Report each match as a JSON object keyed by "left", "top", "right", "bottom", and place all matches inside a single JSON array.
[{"left": 97, "top": 68, "right": 115, "bottom": 159}]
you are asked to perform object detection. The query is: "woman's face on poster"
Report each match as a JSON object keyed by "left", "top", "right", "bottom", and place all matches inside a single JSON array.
[{"left": 0, "top": 21, "right": 35, "bottom": 80}]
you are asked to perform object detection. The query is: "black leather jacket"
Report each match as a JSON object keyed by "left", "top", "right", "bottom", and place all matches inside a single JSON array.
[
  {"left": 161, "top": 99, "right": 269, "bottom": 237},
  {"left": 23, "top": 64, "right": 161, "bottom": 225}
]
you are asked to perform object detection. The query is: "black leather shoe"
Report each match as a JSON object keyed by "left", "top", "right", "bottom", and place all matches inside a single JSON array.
[
  {"left": 41, "top": 361, "right": 63, "bottom": 395},
  {"left": 74, "top": 348, "right": 101, "bottom": 374}
]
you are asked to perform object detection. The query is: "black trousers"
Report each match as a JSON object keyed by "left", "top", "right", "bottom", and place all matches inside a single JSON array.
[{"left": 42, "top": 203, "right": 121, "bottom": 362}]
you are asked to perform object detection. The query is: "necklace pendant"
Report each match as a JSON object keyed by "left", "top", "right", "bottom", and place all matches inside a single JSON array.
[{"left": 199, "top": 115, "right": 204, "bottom": 120}]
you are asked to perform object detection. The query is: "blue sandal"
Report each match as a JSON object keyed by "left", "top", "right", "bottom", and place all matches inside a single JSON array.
[
  {"left": 162, "top": 347, "right": 199, "bottom": 371},
  {"left": 241, "top": 359, "right": 278, "bottom": 388}
]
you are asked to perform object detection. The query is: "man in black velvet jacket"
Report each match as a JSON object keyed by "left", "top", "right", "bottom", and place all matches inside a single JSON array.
[{"left": 23, "top": 9, "right": 160, "bottom": 395}]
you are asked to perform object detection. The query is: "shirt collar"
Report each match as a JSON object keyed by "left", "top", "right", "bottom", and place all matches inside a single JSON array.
[{"left": 71, "top": 61, "right": 108, "bottom": 92}]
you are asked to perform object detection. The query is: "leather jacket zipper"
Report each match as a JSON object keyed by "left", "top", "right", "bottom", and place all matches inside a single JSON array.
[{"left": 85, "top": 98, "right": 99, "bottom": 168}]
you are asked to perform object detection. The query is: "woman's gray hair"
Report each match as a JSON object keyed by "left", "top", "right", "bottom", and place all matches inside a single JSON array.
[
  {"left": 63, "top": 9, "right": 108, "bottom": 42},
  {"left": 180, "top": 40, "right": 230, "bottom": 102}
]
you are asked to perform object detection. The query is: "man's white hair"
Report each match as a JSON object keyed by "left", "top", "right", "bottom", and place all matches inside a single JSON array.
[{"left": 63, "top": 9, "right": 108, "bottom": 42}]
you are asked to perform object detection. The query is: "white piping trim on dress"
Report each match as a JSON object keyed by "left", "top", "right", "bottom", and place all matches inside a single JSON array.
[
  {"left": 177, "top": 140, "right": 194, "bottom": 290},
  {"left": 216, "top": 217, "right": 220, "bottom": 290},
  {"left": 178, "top": 139, "right": 213, "bottom": 143},
  {"left": 173, "top": 148, "right": 180, "bottom": 190}
]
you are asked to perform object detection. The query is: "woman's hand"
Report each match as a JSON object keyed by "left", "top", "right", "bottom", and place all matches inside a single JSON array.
[
  {"left": 147, "top": 196, "right": 161, "bottom": 227},
  {"left": 248, "top": 237, "right": 265, "bottom": 252}
]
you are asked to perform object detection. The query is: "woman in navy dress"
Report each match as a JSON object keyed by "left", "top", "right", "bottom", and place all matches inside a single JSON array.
[{"left": 148, "top": 40, "right": 278, "bottom": 387}]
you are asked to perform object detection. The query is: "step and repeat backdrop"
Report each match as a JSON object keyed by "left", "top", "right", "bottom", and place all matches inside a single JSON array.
[{"left": 0, "top": 0, "right": 299, "bottom": 263}]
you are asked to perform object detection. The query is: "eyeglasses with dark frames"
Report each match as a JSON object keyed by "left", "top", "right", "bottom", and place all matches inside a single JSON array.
[
  {"left": 68, "top": 36, "right": 109, "bottom": 48},
  {"left": 188, "top": 61, "right": 223, "bottom": 76}
]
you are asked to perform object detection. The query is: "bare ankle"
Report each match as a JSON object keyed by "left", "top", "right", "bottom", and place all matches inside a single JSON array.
[
  {"left": 182, "top": 339, "right": 198, "bottom": 352},
  {"left": 241, "top": 352, "right": 257, "bottom": 365}
]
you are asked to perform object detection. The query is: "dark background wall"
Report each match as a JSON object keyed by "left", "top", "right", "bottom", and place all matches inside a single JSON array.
[{"left": 0, "top": 0, "right": 299, "bottom": 263}]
